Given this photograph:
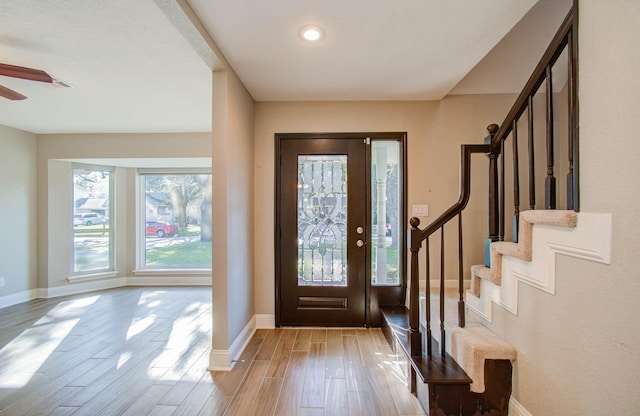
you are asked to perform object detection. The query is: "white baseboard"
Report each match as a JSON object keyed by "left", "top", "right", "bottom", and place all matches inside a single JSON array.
[
  {"left": 0, "top": 276, "right": 212, "bottom": 310},
  {"left": 42, "top": 278, "right": 128, "bottom": 298},
  {"left": 510, "top": 397, "right": 533, "bottom": 416},
  {"left": 208, "top": 349, "right": 232, "bottom": 371},
  {"left": 208, "top": 315, "right": 258, "bottom": 371},
  {"left": 0, "top": 289, "right": 39, "bottom": 309},
  {"left": 255, "top": 314, "right": 275, "bottom": 329}
]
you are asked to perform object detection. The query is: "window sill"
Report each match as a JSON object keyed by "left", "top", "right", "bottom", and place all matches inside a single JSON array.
[
  {"left": 132, "top": 269, "right": 212, "bottom": 276},
  {"left": 67, "top": 271, "right": 119, "bottom": 282}
]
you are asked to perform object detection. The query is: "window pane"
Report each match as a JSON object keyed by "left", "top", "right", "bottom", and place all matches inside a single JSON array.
[
  {"left": 142, "top": 174, "right": 212, "bottom": 269},
  {"left": 371, "top": 141, "right": 401, "bottom": 286},
  {"left": 297, "top": 155, "right": 347, "bottom": 286},
  {"left": 73, "top": 169, "right": 112, "bottom": 273}
]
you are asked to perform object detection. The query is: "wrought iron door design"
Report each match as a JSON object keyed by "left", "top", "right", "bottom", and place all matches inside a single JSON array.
[
  {"left": 278, "top": 137, "right": 366, "bottom": 326},
  {"left": 297, "top": 155, "right": 348, "bottom": 286}
]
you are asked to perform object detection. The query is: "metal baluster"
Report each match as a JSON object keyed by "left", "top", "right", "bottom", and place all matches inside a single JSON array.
[
  {"left": 499, "top": 139, "right": 505, "bottom": 241},
  {"left": 440, "top": 226, "right": 446, "bottom": 356},
  {"left": 545, "top": 65, "right": 556, "bottom": 209},
  {"left": 457, "top": 213, "right": 465, "bottom": 328},
  {"left": 512, "top": 119, "right": 520, "bottom": 242},
  {"left": 425, "top": 237, "right": 432, "bottom": 355},
  {"left": 528, "top": 96, "right": 536, "bottom": 210},
  {"left": 567, "top": 28, "right": 577, "bottom": 210}
]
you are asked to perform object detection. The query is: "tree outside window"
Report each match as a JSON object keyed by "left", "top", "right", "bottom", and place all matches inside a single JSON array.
[{"left": 141, "top": 173, "right": 212, "bottom": 269}]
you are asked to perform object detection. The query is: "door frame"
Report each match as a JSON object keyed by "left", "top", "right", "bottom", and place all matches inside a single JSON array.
[{"left": 274, "top": 132, "right": 408, "bottom": 327}]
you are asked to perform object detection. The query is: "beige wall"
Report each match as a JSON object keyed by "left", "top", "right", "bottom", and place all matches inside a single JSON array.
[
  {"left": 476, "top": 1, "right": 640, "bottom": 414},
  {"left": 211, "top": 69, "right": 255, "bottom": 350},
  {"left": 36, "top": 132, "right": 211, "bottom": 289},
  {"left": 253, "top": 96, "right": 516, "bottom": 316},
  {"left": 0, "top": 125, "right": 37, "bottom": 296}
]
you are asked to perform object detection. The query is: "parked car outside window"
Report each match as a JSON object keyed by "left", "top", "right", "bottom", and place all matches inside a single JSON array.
[
  {"left": 74, "top": 213, "right": 107, "bottom": 226},
  {"left": 146, "top": 220, "right": 179, "bottom": 238}
]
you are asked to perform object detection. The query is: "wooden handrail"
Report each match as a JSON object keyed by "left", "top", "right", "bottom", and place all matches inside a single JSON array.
[
  {"left": 411, "top": 144, "right": 490, "bottom": 245},
  {"left": 490, "top": 7, "right": 575, "bottom": 153},
  {"left": 407, "top": 6, "right": 577, "bottom": 360},
  {"left": 408, "top": 144, "right": 488, "bottom": 356}
]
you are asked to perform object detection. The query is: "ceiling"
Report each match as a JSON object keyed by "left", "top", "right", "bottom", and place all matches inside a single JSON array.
[
  {"left": 0, "top": 0, "right": 212, "bottom": 134},
  {"left": 189, "top": 0, "right": 540, "bottom": 101},
  {"left": 0, "top": 0, "right": 571, "bottom": 134}
]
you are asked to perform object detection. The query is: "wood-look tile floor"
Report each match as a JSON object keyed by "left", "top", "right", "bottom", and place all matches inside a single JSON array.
[{"left": 0, "top": 287, "right": 424, "bottom": 415}]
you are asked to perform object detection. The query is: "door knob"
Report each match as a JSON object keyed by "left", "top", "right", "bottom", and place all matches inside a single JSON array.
[{"left": 356, "top": 239, "right": 364, "bottom": 247}]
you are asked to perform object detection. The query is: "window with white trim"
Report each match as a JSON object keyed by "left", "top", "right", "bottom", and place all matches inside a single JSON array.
[
  {"left": 72, "top": 165, "right": 113, "bottom": 274},
  {"left": 138, "top": 170, "right": 212, "bottom": 270}
]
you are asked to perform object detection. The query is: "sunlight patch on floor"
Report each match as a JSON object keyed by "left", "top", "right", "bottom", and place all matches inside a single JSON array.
[
  {"left": 117, "top": 351, "right": 133, "bottom": 369},
  {"left": 0, "top": 296, "right": 101, "bottom": 389},
  {"left": 0, "top": 318, "right": 79, "bottom": 388},
  {"left": 126, "top": 315, "right": 156, "bottom": 340}
]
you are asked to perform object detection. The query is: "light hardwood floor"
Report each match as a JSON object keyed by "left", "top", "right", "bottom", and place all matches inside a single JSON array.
[{"left": 0, "top": 287, "right": 424, "bottom": 415}]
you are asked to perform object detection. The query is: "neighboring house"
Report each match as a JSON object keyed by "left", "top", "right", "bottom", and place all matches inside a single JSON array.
[
  {"left": 145, "top": 191, "right": 204, "bottom": 225},
  {"left": 145, "top": 192, "right": 173, "bottom": 222},
  {"left": 75, "top": 197, "right": 109, "bottom": 217},
  {"left": 0, "top": 1, "right": 638, "bottom": 415}
]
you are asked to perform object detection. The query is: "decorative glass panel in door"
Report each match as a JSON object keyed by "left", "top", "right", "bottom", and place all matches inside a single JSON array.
[
  {"left": 297, "top": 155, "right": 347, "bottom": 286},
  {"left": 278, "top": 137, "right": 366, "bottom": 326}
]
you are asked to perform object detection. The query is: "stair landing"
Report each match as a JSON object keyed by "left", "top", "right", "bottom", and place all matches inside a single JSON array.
[{"left": 381, "top": 306, "right": 513, "bottom": 416}]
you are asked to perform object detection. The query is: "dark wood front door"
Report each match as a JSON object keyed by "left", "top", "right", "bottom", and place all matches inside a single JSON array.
[{"left": 277, "top": 136, "right": 367, "bottom": 326}]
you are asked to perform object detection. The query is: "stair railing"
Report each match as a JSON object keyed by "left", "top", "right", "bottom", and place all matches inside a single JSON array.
[{"left": 408, "top": 6, "right": 578, "bottom": 359}]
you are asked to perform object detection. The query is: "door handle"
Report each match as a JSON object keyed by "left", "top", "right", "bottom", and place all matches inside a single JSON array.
[{"left": 356, "top": 239, "right": 364, "bottom": 247}]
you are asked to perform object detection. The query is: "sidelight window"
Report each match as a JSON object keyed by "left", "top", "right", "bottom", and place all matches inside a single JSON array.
[{"left": 371, "top": 140, "right": 402, "bottom": 286}]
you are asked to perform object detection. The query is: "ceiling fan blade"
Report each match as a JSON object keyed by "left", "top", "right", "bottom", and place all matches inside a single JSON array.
[
  {"left": 0, "top": 84, "right": 27, "bottom": 100},
  {"left": 0, "top": 63, "right": 53, "bottom": 83}
]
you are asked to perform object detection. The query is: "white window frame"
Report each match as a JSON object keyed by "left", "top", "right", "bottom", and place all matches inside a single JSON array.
[
  {"left": 70, "top": 163, "right": 115, "bottom": 277},
  {"left": 135, "top": 168, "right": 212, "bottom": 273}
]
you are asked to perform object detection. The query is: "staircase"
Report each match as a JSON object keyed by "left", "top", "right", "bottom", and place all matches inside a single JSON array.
[{"left": 381, "top": 7, "right": 580, "bottom": 415}]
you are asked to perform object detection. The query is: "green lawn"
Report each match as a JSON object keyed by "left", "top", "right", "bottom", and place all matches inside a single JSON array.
[
  {"left": 73, "top": 224, "right": 110, "bottom": 237},
  {"left": 146, "top": 240, "right": 212, "bottom": 267}
]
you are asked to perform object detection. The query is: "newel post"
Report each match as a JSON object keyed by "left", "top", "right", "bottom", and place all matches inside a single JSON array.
[
  {"left": 485, "top": 124, "right": 500, "bottom": 267},
  {"left": 409, "top": 217, "right": 422, "bottom": 357}
]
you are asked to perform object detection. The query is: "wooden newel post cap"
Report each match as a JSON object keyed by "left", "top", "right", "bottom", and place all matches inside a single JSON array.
[
  {"left": 487, "top": 123, "right": 499, "bottom": 135},
  {"left": 409, "top": 217, "right": 421, "bottom": 228}
]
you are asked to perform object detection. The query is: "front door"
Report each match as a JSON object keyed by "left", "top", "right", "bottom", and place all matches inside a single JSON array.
[{"left": 277, "top": 136, "right": 367, "bottom": 326}]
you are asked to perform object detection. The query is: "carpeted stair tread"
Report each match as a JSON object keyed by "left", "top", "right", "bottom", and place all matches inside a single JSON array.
[
  {"left": 472, "top": 209, "right": 578, "bottom": 294},
  {"left": 451, "top": 326, "right": 517, "bottom": 393}
]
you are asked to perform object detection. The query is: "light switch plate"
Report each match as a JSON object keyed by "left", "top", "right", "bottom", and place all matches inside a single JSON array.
[{"left": 412, "top": 204, "right": 429, "bottom": 217}]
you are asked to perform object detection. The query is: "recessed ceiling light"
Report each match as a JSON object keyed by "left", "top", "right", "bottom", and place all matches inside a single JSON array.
[{"left": 299, "top": 25, "right": 324, "bottom": 42}]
